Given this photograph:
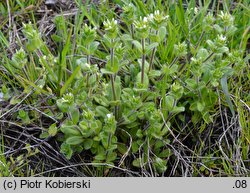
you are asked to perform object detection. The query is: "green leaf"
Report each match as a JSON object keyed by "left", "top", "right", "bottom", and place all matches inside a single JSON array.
[
  {"left": 197, "top": 101, "right": 205, "bottom": 112},
  {"left": 106, "top": 152, "right": 117, "bottom": 162},
  {"left": 83, "top": 139, "right": 93, "bottom": 150},
  {"left": 220, "top": 76, "right": 235, "bottom": 116},
  {"left": 197, "top": 48, "right": 209, "bottom": 60},
  {"left": 115, "top": 76, "right": 121, "bottom": 100},
  {"left": 154, "top": 157, "right": 167, "bottom": 173},
  {"left": 51, "top": 34, "right": 63, "bottom": 42},
  {"left": 148, "top": 70, "right": 161, "bottom": 78},
  {"left": 121, "top": 34, "right": 133, "bottom": 41},
  {"left": 146, "top": 42, "right": 158, "bottom": 55},
  {"left": 185, "top": 78, "right": 197, "bottom": 89},
  {"left": 60, "top": 143, "right": 73, "bottom": 159},
  {"left": 80, "top": 46, "right": 90, "bottom": 55},
  {"left": 213, "top": 24, "right": 223, "bottom": 34},
  {"left": 79, "top": 122, "right": 92, "bottom": 138},
  {"left": 10, "top": 96, "right": 21, "bottom": 105},
  {"left": 18, "top": 110, "right": 30, "bottom": 124},
  {"left": 48, "top": 123, "right": 58, "bottom": 137},
  {"left": 60, "top": 123, "right": 82, "bottom": 136},
  {"left": 202, "top": 111, "right": 213, "bottom": 124},
  {"left": 132, "top": 40, "right": 142, "bottom": 53},
  {"left": 89, "top": 74, "right": 97, "bottom": 85},
  {"left": 66, "top": 136, "right": 84, "bottom": 145},
  {"left": 100, "top": 132, "right": 109, "bottom": 149},
  {"left": 175, "top": 0, "right": 188, "bottom": 34},
  {"left": 165, "top": 95, "right": 175, "bottom": 111},
  {"left": 157, "top": 26, "right": 167, "bottom": 42},
  {"left": 171, "top": 106, "right": 185, "bottom": 114},
  {"left": 60, "top": 65, "right": 81, "bottom": 96},
  {"left": 69, "top": 108, "right": 80, "bottom": 124},
  {"left": 95, "top": 153, "right": 105, "bottom": 161},
  {"left": 206, "top": 40, "right": 215, "bottom": 48},
  {"left": 217, "top": 46, "right": 229, "bottom": 54},
  {"left": 56, "top": 100, "right": 70, "bottom": 113},
  {"left": 132, "top": 158, "right": 143, "bottom": 168},
  {"left": 112, "top": 55, "right": 120, "bottom": 73},
  {"left": 0, "top": 30, "right": 9, "bottom": 47},
  {"left": 39, "top": 132, "right": 49, "bottom": 139},
  {"left": 58, "top": 28, "right": 72, "bottom": 87},
  {"left": 136, "top": 72, "right": 149, "bottom": 89},
  {"left": 94, "top": 95, "right": 109, "bottom": 107},
  {"left": 89, "top": 41, "right": 100, "bottom": 54},
  {"left": 96, "top": 106, "right": 110, "bottom": 118},
  {"left": 158, "top": 149, "right": 172, "bottom": 158},
  {"left": 101, "top": 68, "right": 113, "bottom": 74},
  {"left": 138, "top": 59, "right": 149, "bottom": 72},
  {"left": 117, "top": 143, "right": 128, "bottom": 154}
]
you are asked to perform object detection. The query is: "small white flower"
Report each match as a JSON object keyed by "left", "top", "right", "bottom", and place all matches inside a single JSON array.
[
  {"left": 194, "top": 7, "right": 198, "bottom": 15},
  {"left": 218, "top": 34, "right": 226, "bottom": 42},
  {"left": 218, "top": 11, "right": 234, "bottom": 25},
  {"left": 53, "top": 57, "right": 58, "bottom": 63},
  {"left": 155, "top": 10, "right": 160, "bottom": 15},
  {"left": 148, "top": 13, "right": 154, "bottom": 21},
  {"left": 107, "top": 114, "right": 112, "bottom": 119}
]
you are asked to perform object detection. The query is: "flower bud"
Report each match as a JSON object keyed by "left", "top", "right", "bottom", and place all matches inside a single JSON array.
[
  {"left": 174, "top": 42, "right": 187, "bottom": 57},
  {"left": 103, "top": 18, "right": 118, "bottom": 39},
  {"left": 122, "top": 3, "right": 136, "bottom": 24},
  {"left": 82, "top": 24, "right": 97, "bottom": 45},
  {"left": 12, "top": 48, "right": 27, "bottom": 69},
  {"left": 134, "top": 16, "right": 150, "bottom": 38},
  {"left": 148, "top": 10, "right": 169, "bottom": 29},
  {"left": 218, "top": 11, "right": 234, "bottom": 26}
]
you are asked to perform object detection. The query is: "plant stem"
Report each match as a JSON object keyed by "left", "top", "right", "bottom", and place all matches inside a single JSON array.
[
  {"left": 161, "top": 70, "right": 168, "bottom": 119},
  {"left": 131, "top": 24, "right": 135, "bottom": 49},
  {"left": 110, "top": 74, "right": 116, "bottom": 101},
  {"left": 203, "top": 52, "right": 214, "bottom": 63},
  {"left": 148, "top": 30, "right": 158, "bottom": 72},
  {"left": 110, "top": 39, "right": 116, "bottom": 101},
  {"left": 141, "top": 38, "right": 146, "bottom": 84},
  {"left": 110, "top": 39, "right": 119, "bottom": 119},
  {"left": 148, "top": 47, "right": 156, "bottom": 72},
  {"left": 169, "top": 56, "right": 178, "bottom": 68},
  {"left": 86, "top": 45, "right": 91, "bottom": 87}
]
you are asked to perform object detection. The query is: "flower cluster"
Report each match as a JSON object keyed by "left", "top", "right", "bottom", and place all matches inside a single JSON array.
[
  {"left": 122, "top": 3, "right": 136, "bottom": 24},
  {"left": 103, "top": 18, "right": 118, "bottom": 39},
  {"left": 174, "top": 42, "right": 187, "bottom": 57},
  {"left": 133, "top": 16, "right": 150, "bottom": 38},
  {"left": 12, "top": 48, "right": 27, "bottom": 69},
  {"left": 56, "top": 93, "right": 75, "bottom": 112},
  {"left": 216, "top": 34, "right": 227, "bottom": 46},
  {"left": 205, "top": 12, "right": 215, "bottom": 25},
  {"left": 148, "top": 10, "right": 169, "bottom": 29},
  {"left": 206, "top": 34, "right": 229, "bottom": 54},
  {"left": 61, "top": 93, "right": 74, "bottom": 105},
  {"left": 218, "top": 11, "right": 234, "bottom": 26},
  {"left": 82, "top": 24, "right": 97, "bottom": 45},
  {"left": 22, "top": 23, "right": 43, "bottom": 51}
]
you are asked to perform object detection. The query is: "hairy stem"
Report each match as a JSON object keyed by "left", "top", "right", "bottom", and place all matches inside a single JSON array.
[
  {"left": 110, "top": 39, "right": 119, "bottom": 119},
  {"left": 148, "top": 47, "right": 156, "bottom": 72},
  {"left": 148, "top": 30, "right": 158, "bottom": 72},
  {"left": 141, "top": 38, "right": 146, "bottom": 84}
]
